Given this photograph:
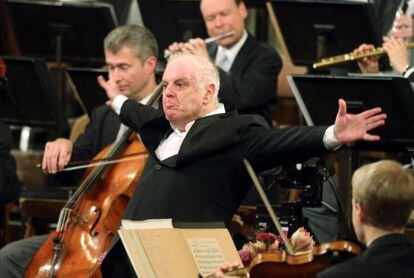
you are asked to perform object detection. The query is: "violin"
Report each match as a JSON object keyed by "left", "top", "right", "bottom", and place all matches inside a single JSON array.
[
  {"left": 249, "top": 240, "right": 361, "bottom": 278},
  {"left": 25, "top": 84, "right": 163, "bottom": 277},
  {"left": 241, "top": 159, "right": 362, "bottom": 278}
]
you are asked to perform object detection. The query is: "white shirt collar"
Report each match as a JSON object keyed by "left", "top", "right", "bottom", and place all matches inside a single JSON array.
[
  {"left": 215, "top": 30, "right": 248, "bottom": 67},
  {"left": 170, "top": 103, "right": 226, "bottom": 135},
  {"left": 140, "top": 91, "right": 154, "bottom": 105}
]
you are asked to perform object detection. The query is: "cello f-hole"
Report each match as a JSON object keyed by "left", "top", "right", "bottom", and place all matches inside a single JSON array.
[{"left": 90, "top": 208, "right": 102, "bottom": 237}]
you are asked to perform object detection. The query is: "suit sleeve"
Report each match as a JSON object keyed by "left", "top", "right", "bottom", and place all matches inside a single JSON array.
[
  {"left": 240, "top": 118, "right": 328, "bottom": 171},
  {"left": 0, "top": 124, "right": 21, "bottom": 203},
  {"left": 119, "top": 99, "right": 164, "bottom": 131},
  {"left": 218, "top": 44, "right": 281, "bottom": 110}
]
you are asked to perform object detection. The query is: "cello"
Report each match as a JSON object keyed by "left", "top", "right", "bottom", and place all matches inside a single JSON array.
[{"left": 25, "top": 83, "right": 163, "bottom": 277}]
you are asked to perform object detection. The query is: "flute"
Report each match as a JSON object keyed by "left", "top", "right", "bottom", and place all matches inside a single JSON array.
[
  {"left": 313, "top": 41, "right": 414, "bottom": 69},
  {"left": 204, "top": 30, "right": 236, "bottom": 44},
  {"left": 164, "top": 31, "right": 235, "bottom": 59}
]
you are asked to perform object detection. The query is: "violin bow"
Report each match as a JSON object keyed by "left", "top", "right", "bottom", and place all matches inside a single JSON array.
[{"left": 243, "top": 159, "right": 295, "bottom": 256}]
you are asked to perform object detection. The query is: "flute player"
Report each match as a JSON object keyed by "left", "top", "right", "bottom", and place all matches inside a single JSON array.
[{"left": 166, "top": 0, "right": 282, "bottom": 126}]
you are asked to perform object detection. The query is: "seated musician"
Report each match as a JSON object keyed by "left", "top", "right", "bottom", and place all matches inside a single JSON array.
[
  {"left": 317, "top": 160, "right": 414, "bottom": 278},
  {"left": 97, "top": 51, "right": 386, "bottom": 276},
  {"left": 354, "top": 37, "right": 414, "bottom": 81},
  {"left": 0, "top": 25, "right": 159, "bottom": 277},
  {"left": 0, "top": 122, "right": 21, "bottom": 207},
  {"left": 166, "top": 0, "right": 281, "bottom": 126},
  {"left": 354, "top": 1, "right": 414, "bottom": 80}
]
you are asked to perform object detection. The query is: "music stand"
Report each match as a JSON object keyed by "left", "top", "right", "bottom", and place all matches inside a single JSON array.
[
  {"left": 0, "top": 56, "right": 69, "bottom": 136},
  {"left": 288, "top": 74, "right": 414, "bottom": 149},
  {"left": 138, "top": 0, "right": 207, "bottom": 59},
  {"left": 288, "top": 74, "right": 414, "bottom": 238},
  {"left": 270, "top": 0, "right": 381, "bottom": 66},
  {"left": 5, "top": 0, "right": 117, "bottom": 65},
  {"left": 66, "top": 67, "right": 108, "bottom": 117}
]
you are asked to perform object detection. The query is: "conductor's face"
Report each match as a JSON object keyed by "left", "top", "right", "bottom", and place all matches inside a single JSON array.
[
  {"left": 105, "top": 46, "right": 153, "bottom": 101},
  {"left": 162, "top": 56, "right": 211, "bottom": 131},
  {"left": 200, "top": 0, "right": 247, "bottom": 48}
]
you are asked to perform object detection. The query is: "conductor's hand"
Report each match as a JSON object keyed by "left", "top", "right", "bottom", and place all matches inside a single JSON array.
[
  {"left": 353, "top": 44, "right": 379, "bottom": 73},
  {"left": 383, "top": 37, "right": 409, "bottom": 74},
  {"left": 333, "top": 99, "right": 386, "bottom": 144},
  {"left": 42, "top": 138, "right": 73, "bottom": 174},
  {"left": 97, "top": 75, "right": 122, "bottom": 106}
]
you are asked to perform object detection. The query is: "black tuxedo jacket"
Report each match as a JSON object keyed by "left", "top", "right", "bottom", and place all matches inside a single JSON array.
[
  {"left": 59, "top": 105, "right": 121, "bottom": 186},
  {"left": 101, "top": 99, "right": 328, "bottom": 276},
  {"left": 317, "top": 233, "right": 414, "bottom": 278},
  {"left": 0, "top": 122, "right": 20, "bottom": 204},
  {"left": 208, "top": 33, "right": 282, "bottom": 125},
  {"left": 72, "top": 105, "right": 120, "bottom": 161}
]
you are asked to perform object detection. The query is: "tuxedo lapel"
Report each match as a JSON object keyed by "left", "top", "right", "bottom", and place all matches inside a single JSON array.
[
  {"left": 208, "top": 43, "right": 218, "bottom": 60},
  {"left": 176, "top": 112, "right": 236, "bottom": 166},
  {"left": 229, "top": 34, "right": 255, "bottom": 74}
]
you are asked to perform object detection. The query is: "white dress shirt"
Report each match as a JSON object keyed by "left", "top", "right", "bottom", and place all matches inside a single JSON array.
[{"left": 214, "top": 30, "right": 248, "bottom": 72}]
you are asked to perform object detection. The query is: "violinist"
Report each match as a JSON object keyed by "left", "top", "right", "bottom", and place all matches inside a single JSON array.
[
  {"left": 0, "top": 25, "right": 159, "bottom": 278},
  {"left": 99, "top": 51, "right": 386, "bottom": 276},
  {"left": 166, "top": 0, "right": 281, "bottom": 126},
  {"left": 317, "top": 160, "right": 414, "bottom": 278}
]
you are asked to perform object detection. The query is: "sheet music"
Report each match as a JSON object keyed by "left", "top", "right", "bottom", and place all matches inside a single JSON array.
[
  {"left": 187, "top": 238, "right": 225, "bottom": 277},
  {"left": 121, "top": 218, "right": 173, "bottom": 230}
]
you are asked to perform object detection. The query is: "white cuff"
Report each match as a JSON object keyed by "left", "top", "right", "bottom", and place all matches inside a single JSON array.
[
  {"left": 323, "top": 125, "right": 342, "bottom": 150},
  {"left": 403, "top": 67, "right": 414, "bottom": 78},
  {"left": 112, "top": 95, "right": 128, "bottom": 115}
]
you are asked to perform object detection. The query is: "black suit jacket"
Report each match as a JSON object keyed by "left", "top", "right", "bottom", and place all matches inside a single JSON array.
[
  {"left": 208, "top": 33, "right": 282, "bottom": 125},
  {"left": 0, "top": 122, "right": 20, "bottom": 204},
  {"left": 58, "top": 105, "right": 121, "bottom": 186},
  {"left": 317, "top": 233, "right": 414, "bottom": 278},
  {"left": 101, "top": 99, "right": 328, "bottom": 276}
]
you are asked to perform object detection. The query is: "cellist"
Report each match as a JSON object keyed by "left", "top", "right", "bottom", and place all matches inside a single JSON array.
[
  {"left": 0, "top": 25, "right": 160, "bottom": 278},
  {"left": 99, "top": 51, "right": 386, "bottom": 277},
  {"left": 317, "top": 160, "right": 414, "bottom": 278}
]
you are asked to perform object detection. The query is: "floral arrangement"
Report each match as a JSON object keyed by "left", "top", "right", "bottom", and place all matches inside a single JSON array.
[{"left": 238, "top": 227, "right": 315, "bottom": 265}]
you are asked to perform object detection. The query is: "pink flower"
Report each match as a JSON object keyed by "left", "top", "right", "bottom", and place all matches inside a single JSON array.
[
  {"left": 290, "top": 227, "right": 315, "bottom": 253},
  {"left": 238, "top": 248, "right": 251, "bottom": 265},
  {"left": 256, "top": 232, "right": 277, "bottom": 245}
]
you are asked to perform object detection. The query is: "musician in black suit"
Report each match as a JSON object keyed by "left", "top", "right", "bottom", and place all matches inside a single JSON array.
[
  {"left": 0, "top": 25, "right": 159, "bottom": 278},
  {"left": 0, "top": 122, "right": 20, "bottom": 205},
  {"left": 166, "top": 0, "right": 281, "bottom": 125},
  {"left": 317, "top": 160, "right": 414, "bottom": 278},
  {"left": 98, "top": 52, "right": 386, "bottom": 277}
]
